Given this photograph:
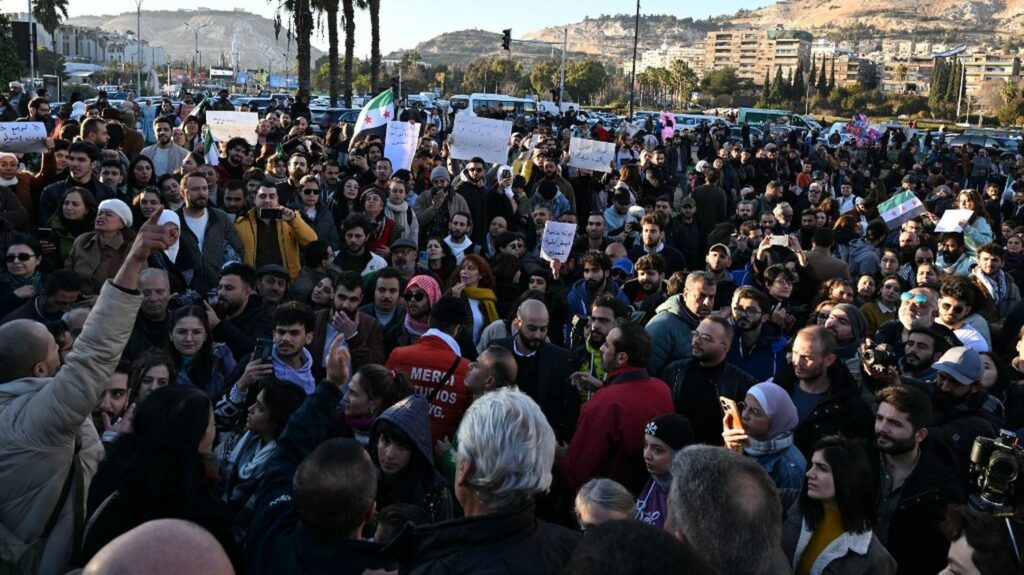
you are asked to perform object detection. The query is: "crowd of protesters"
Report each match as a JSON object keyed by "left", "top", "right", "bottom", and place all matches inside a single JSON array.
[{"left": 0, "top": 78, "right": 1022, "bottom": 574}]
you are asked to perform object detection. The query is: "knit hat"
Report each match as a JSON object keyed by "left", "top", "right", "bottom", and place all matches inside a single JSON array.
[
  {"left": 407, "top": 275, "right": 442, "bottom": 307},
  {"left": 747, "top": 381, "right": 799, "bottom": 439},
  {"left": 97, "top": 199, "right": 133, "bottom": 228},
  {"left": 644, "top": 414, "right": 695, "bottom": 451},
  {"left": 430, "top": 166, "right": 450, "bottom": 182},
  {"left": 831, "top": 303, "right": 867, "bottom": 341}
]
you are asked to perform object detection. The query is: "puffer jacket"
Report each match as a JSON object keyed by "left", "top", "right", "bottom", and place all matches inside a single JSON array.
[
  {"left": 370, "top": 395, "right": 453, "bottom": 522},
  {"left": 0, "top": 281, "right": 141, "bottom": 575},
  {"left": 235, "top": 207, "right": 318, "bottom": 280},
  {"left": 644, "top": 294, "right": 700, "bottom": 378}
]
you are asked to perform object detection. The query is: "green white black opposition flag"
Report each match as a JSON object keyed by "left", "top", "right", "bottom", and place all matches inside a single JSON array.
[{"left": 350, "top": 88, "right": 395, "bottom": 149}]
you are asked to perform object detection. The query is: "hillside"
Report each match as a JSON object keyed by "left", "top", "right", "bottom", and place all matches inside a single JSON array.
[
  {"left": 387, "top": 14, "right": 720, "bottom": 68},
  {"left": 68, "top": 9, "right": 324, "bottom": 71}
]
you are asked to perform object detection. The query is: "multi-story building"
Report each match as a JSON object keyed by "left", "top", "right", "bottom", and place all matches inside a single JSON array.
[
  {"left": 962, "top": 52, "right": 1020, "bottom": 94},
  {"left": 704, "top": 28, "right": 812, "bottom": 82},
  {"left": 833, "top": 54, "right": 876, "bottom": 89},
  {"left": 879, "top": 56, "right": 935, "bottom": 95},
  {"left": 6, "top": 12, "right": 166, "bottom": 72}
]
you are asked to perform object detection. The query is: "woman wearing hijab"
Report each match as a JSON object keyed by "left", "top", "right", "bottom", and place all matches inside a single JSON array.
[
  {"left": 146, "top": 210, "right": 200, "bottom": 293},
  {"left": 722, "top": 381, "right": 807, "bottom": 490}
]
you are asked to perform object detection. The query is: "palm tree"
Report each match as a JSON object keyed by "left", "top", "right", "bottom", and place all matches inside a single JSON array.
[
  {"left": 32, "top": 0, "right": 69, "bottom": 74},
  {"left": 356, "top": 0, "right": 380, "bottom": 90},
  {"left": 313, "top": 0, "right": 340, "bottom": 106},
  {"left": 342, "top": 0, "right": 355, "bottom": 106},
  {"left": 271, "top": 0, "right": 314, "bottom": 92}
]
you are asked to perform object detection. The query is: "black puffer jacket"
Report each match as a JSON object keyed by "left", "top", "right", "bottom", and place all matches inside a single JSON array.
[{"left": 386, "top": 503, "right": 578, "bottom": 575}]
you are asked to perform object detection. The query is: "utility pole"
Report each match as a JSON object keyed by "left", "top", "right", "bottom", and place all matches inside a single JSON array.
[
  {"left": 27, "top": 0, "right": 35, "bottom": 84},
  {"left": 136, "top": 0, "right": 143, "bottom": 96},
  {"left": 558, "top": 28, "right": 566, "bottom": 111},
  {"left": 628, "top": 0, "right": 640, "bottom": 121}
]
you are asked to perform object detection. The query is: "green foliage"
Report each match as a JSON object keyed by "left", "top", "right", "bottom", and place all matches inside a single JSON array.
[
  {"left": 701, "top": 67, "right": 744, "bottom": 96},
  {"left": 0, "top": 15, "right": 25, "bottom": 88},
  {"left": 792, "top": 61, "right": 805, "bottom": 101},
  {"left": 529, "top": 60, "right": 560, "bottom": 95},
  {"left": 565, "top": 60, "right": 608, "bottom": 104},
  {"left": 817, "top": 56, "right": 829, "bottom": 96}
]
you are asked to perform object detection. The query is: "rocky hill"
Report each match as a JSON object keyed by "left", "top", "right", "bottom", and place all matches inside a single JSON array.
[
  {"left": 387, "top": 14, "right": 720, "bottom": 68},
  {"left": 68, "top": 9, "right": 324, "bottom": 71}
]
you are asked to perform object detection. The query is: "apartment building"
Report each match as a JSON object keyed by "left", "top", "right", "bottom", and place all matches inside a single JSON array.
[{"left": 704, "top": 28, "right": 811, "bottom": 82}]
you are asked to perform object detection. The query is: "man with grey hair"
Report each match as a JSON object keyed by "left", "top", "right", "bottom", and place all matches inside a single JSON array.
[
  {"left": 389, "top": 389, "right": 578, "bottom": 573},
  {"left": 645, "top": 270, "right": 717, "bottom": 376},
  {"left": 667, "top": 445, "right": 787, "bottom": 575},
  {"left": 124, "top": 268, "right": 172, "bottom": 361}
]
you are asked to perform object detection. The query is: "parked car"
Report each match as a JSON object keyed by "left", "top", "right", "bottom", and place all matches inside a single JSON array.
[
  {"left": 949, "top": 133, "right": 1014, "bottom": 153},
  {"left": 309, "top": 107, "right": 359, "bottom": 135}
]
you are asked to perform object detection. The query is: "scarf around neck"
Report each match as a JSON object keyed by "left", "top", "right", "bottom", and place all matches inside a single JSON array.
[
  {"left": 973, "top": 267, "right": 1008, "bottom": 304},
  {"left": 463, "top": 286, "right": 500, "bottom": 324}
]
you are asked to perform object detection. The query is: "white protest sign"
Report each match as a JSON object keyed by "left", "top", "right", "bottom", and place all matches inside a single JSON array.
[
  {"left": 527, "top": 134, "right": 541, "bottom": 152},
  {"left": 540, "top": 220, "right": 577, "bottom": 263},
  {"left": 0, "top": 122, "right": 47, "bottom": 153},
  {"left": 568, "top": 137, "right": 616, "bottom": 173},
  {"left": 449, "top": 115, "right": 513, "bottom": 165},
  {"left": 934, "top": 209, "right": 974, "bottom": 232},
  {"left": 384, "top": 121, "right": 419, "bottom": 171},
  {"left": 205, "top": 111, "right": 259, "bottom": 145}
]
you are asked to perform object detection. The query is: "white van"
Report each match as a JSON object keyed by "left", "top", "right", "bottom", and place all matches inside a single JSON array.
[{"left": 449, "top": 93, "right": 538, "bottom": 120}]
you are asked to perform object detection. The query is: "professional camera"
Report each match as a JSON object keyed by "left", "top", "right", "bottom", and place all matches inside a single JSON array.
[
  {"left": 169, "top": 289, "right": 202, "bottom": 310},
  {"left": 862, "top": 343, "right": 899, "bottom": 370},
  {"left": 969, "top": 431, "right": 1024, "bottom": 512}
]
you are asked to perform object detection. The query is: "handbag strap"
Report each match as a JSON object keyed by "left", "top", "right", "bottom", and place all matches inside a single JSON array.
[
  {"left": 41, "top": 435, "right": 81, "bottom": 540},
  {"left": 428, "top": 356, "right": 463, "bottom": 402}
]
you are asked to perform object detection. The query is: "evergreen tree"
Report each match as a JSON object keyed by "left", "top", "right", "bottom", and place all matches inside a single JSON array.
[
  {"left": 945, "top": 58, "right": 960, "bottom": 103},
  {"left": 762, "top": 68, "right": 771, "bottom": 100},
  {"left": 929, "top": 59, "right": 948, "bottom": 112},
  {"left": 786, "top": 68, "right": 794, "bottom": 100},
  {"left": 817, "top": 55, "right": 828, "bottom": 94},
  {"left": 827, "top": 58, "right": 836, "bottom": 93},
  {"left": 808, "top": 57, "right": 817, "bottom": 92},
  {"left": 793, "top": 61, "right": 806, "bottom": 102},
  {"left": 770, "top": 65, "right": 784, "bottom": 102}
]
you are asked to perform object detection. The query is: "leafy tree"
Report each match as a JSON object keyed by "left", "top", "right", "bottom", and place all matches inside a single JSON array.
[
  {"left": 566, "top": 60, "right": 608, "bottom": 104},
  {"left": 0, "top": 15, "right": 25, "bottom": 88},
  {"left": 701, "top": 67, "right": 742, "bottom": 96},
  {"left": 769, "top": 65, "right": 784, "bottom": 102},
  {"left": 670, "top": 59, "right": 698, "bottom": 105},
  {"left": 356, "top": 0, "right": 381, "bottom": 89},
  {"left": 529, "top": 60, "right": 560, "bottom": 95},
  {"left": 762, "top": 69, "right": 770, "bottom": 100},
  {"left": 271, "top": 0, "right": 314, "bottom": 92},
  {"left": 342, "top": 0, "right": 355, "bottom": 105},
  {"left": 311, "top": 0, "right": 340, "bottom": 105}
]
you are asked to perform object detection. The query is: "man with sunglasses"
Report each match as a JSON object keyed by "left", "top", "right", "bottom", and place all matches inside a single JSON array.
[
  {"left": 293, "top": 175, "right": 339, "bottom": 252},
  {"left": 453, "top": 157, "right": 489, "bottom": 245},
  {"left": 934, "top": 276, "right": 990, "bottom": 353},
  {"left": 871, "top": 287, "right": 960, "bottom": 364}
]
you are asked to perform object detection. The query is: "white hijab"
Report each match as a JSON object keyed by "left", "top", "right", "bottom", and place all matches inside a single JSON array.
[{"left": 157, "top": 210, "right": 181, "bottom": 263}]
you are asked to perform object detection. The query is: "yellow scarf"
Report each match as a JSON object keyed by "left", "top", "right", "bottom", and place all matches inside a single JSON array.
[{"left": 463, "top": 286, "right": 500, "bottom": 324}]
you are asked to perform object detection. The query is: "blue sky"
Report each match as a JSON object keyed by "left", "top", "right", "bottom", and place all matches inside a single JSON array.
[{"left": 59, "top": 0, "right": 774, "bottom": 55}]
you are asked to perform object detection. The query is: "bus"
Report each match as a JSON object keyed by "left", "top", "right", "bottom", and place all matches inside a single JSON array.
[
  {"left": 736, "top": 108, "right": 822, "bottom": 132},
  {"left": 449, "top": 93, "right": 538, "bottom": 121}
]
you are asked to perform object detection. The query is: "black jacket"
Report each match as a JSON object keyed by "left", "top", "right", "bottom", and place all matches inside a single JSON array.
[
  {"left": 453, "top": 178, "right": 488, "bottom": 244},
  {"left": 39, "top": 177, "right": 118, "bottom": 226},
  {"left": 246, "top": 382, "right": 388, "bottom": 575},
  {"left": 867, "top": 438, "right": 965, "bottom": 575},
  {"left": 386, "top": 503, "right": 578, "bottom": 575},
  {"left": 775, "top": 360, "right": 875, "bottom": 458},
  {"left": 212, "top": 294, "right": 275, "bottom": 361},
  {"left": 493, "top": 337, "right": 579, "bottom": 442},
  {"left": 928, "top": 390, "right": 1001, "bottom": 478},
  {"left": 664, "top": 358, "right": 757, "bottom": 446}
]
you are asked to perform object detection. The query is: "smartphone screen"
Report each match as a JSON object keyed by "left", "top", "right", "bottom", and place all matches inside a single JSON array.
[{"left": 259, "top": 208, "right": 282, "bottom": 220}]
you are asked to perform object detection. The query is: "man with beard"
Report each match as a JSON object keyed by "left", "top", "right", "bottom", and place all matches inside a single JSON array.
[
  {"left": 91, "top": 361, "right": 131, "bottom": 437},
  {"left": 383, "top": 274, "right": 472, "bottom": 356},
  {"left": 215, "top": 137, "right": 251, "bottom": 186},
  {"left": 873, "top": 286, "right": 959, "bottom": 360},
  {"left": 664, "top": 316, "right": 756, "bottom": 446},
  {"left": 529, "top": 156, "right": 575, "bottom": 213},
  {"left": 177, "top": 172, "right": 245, "bottom": 295},
  {"left": 359, "top": 267, "right": 405, "bottom": 343},
  {"left": 727, "top": 200, "right": 755, "bottom": 229},
  {"left": 730, "top": 220, "right": 763, "bottom": 273},
  {"left": 141, "top": 117, "right": 189, "bottom": 178},
  {"left": 645, "top": 271, "right": 716, "bottom": 377},
  {"left": 309, "top": 271, "right": 384, "bottom": 374},
  {"left": 334, "top": 214, "right": 388, "bottom": 280},
  {"left": 231, "top": 302, "right": 318, "bottom": 394},
  {"left": 274, "top": 153, "right": 308, "bottom": 206},
  {"left": 221, "top": 180, "right": 247, "bottom": 217},
  {"left": 493, "top": 300, "right": 577, "bottom": 442},
  {"left": 823, "top": 303, "right": 868, "bottom": 388},
  {"left": 569, "top": 294, "right": 629, "bottom": 401},
  {"left": 564, "top": 251, "right": 630, "bottom": 346},
  {"left": 39, "top": 141, "right": 117, "bottom": 225},
  {"left": 320, "top": 160, "right": 341, "bottom": 205},
  {"left": 416, "top": 167, "right": 470, "bottom": 243},
  {"left": 666, "top": 196, "right": 701, "bottom": 267},
  {"left": 868, "top": 385, "right": 965, "bottom": 575},
  {"left": 388, "top": 238, "right": 438, "bottom": 285},
  {"left": 725, "top": 287, "right": 787, "bottom": 382},
  {"left": 936, "top": 233, "right": 976, "bottom": 276},
  {"left": 621, "top": 254, "right": 667, "bottom": 323},
  {"left": 928, "top": 347, "right": 1001, "bottom": 477},
  {"left": 773, "top": 326, "right": 874, "bottom": 457},
  {"left": 443, "top": 212, "right": 474, "bottom": 264},
  {"left": 207, "top": 262, "right": 275, "bottom": 361},
  {"left": 794, "top": 208, "right": 818, "bottom": 250},
  {"left": 971, "top": 243, "right": 1021, "bottom": 323},
  {"left": 627, "top": 214, "right": 686, "bottom": 275},
  {"left": 705, "top": 243, "right": 736, "bottom": 309},
  {"left": 363, "top": 158, "right": 393, "bottom": 196},
  {"left": 124, "top": 268, "right": 172, "bottom": 361},
  {"left": 454, "top": 157, "right": 489, "bottom": 245},
  {"left": 255, "top": 264, "right": 290, "bottom": 313},
  {"left": 462, "top": 346, "right": 518, "bottom": 400},
  {"left": 573, "top": 212, "right": 610, "bottom": 254}
]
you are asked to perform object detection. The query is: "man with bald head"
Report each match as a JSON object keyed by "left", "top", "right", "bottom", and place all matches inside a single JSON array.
[
  {"left": 493, "top": 299, "right": 578, "bottom": 441},
  {"left": 82, "top": 519, "right": 234, "bottom": 575},
  {"left": 0, "top": 210, "right": 175, "bottom": 575}
]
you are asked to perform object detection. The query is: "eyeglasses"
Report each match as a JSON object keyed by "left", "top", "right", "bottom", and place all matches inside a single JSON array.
[
  {"left": 939, "top": 301, "right": 965, "bottom": 315},
  {"left": 900, "top": 292, "right": 928, "bottom": 304},
  {"left": 692, "top": 332, "right": 718, "bottom": 344},
  {"left": 732, "top": 306, "right": 762, "bottom": 317},
  {"left": 302, "top": 188, "right": 321, "bottom": 196},
  {"left": 815, "top": 311, "right": 832, "bottom": 322},
  {"left": 6, "top": 253, "right": 34, "bottom": 263},
  {"left": 403, "top": 291, "right": 427, "bottom": 302}
]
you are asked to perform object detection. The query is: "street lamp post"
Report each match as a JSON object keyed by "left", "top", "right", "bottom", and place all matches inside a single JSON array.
[
  {"left": 183, "top": 21, "right": 209, "bottom": 84},
  {"left": 627, "top": 0, "right": 640, "bottom": 121},
  {"left": 135, "top": 0, "right": 143, "bottom": 96}
]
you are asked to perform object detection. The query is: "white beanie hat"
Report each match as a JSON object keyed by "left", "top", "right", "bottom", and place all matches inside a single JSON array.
[{"left": 98, "top": 199, "right": 133, "bottom": 228}]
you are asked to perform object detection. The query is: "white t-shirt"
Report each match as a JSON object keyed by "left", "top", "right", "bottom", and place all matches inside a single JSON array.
[{"left": 184, "top": 210, "right": 210, "bottom": 251}]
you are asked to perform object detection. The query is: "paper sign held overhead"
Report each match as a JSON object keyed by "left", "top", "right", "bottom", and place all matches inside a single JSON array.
[
  {"left": 448, "top": 115, "right": 513, "bottom": 166},
  {"left": 540, "top": 220, "right": 577, "bottom": 263},
  {"left": 0, "top": 122, "right": 47, "bottom": 153},
  {"left": 567, "top": 137, "right": 616, "bottom": 173},
  {"left": 383, "top": 122, "right": 420, "bottom": 171},
  {"left": 934, "top": 209, "right": 974, "bottom": 233},
  {"left": 205, "top": 111, "right": 260, "bottom": 145}
]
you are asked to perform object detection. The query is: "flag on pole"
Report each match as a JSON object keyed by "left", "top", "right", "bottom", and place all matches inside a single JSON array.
[
  {"left": 878, "top": 191, "right": 926, "bottom": 230},
  {"left": 1002, "top": 173, "right": 1015, "bottom": 206},
  {"left": 350, "top": 88, "right": 395, "bottom": 149}
]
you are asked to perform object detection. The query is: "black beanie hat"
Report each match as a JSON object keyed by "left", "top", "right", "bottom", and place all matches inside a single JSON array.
[{"left": 644, "top": 414, "right": 695, "bottom": 451}]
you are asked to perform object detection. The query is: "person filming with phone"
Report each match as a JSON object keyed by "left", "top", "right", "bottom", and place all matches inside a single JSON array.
[{"left": 236, "top": 181, "right": 317, "bottom": 281}]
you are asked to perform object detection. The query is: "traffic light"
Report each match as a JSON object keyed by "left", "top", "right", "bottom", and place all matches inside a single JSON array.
[
  {"left": 390, "top": 77, "right": 400, "bottom": 99},
  {"left": 502, "top": 29, "right": 512, "bottom": 51}
]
